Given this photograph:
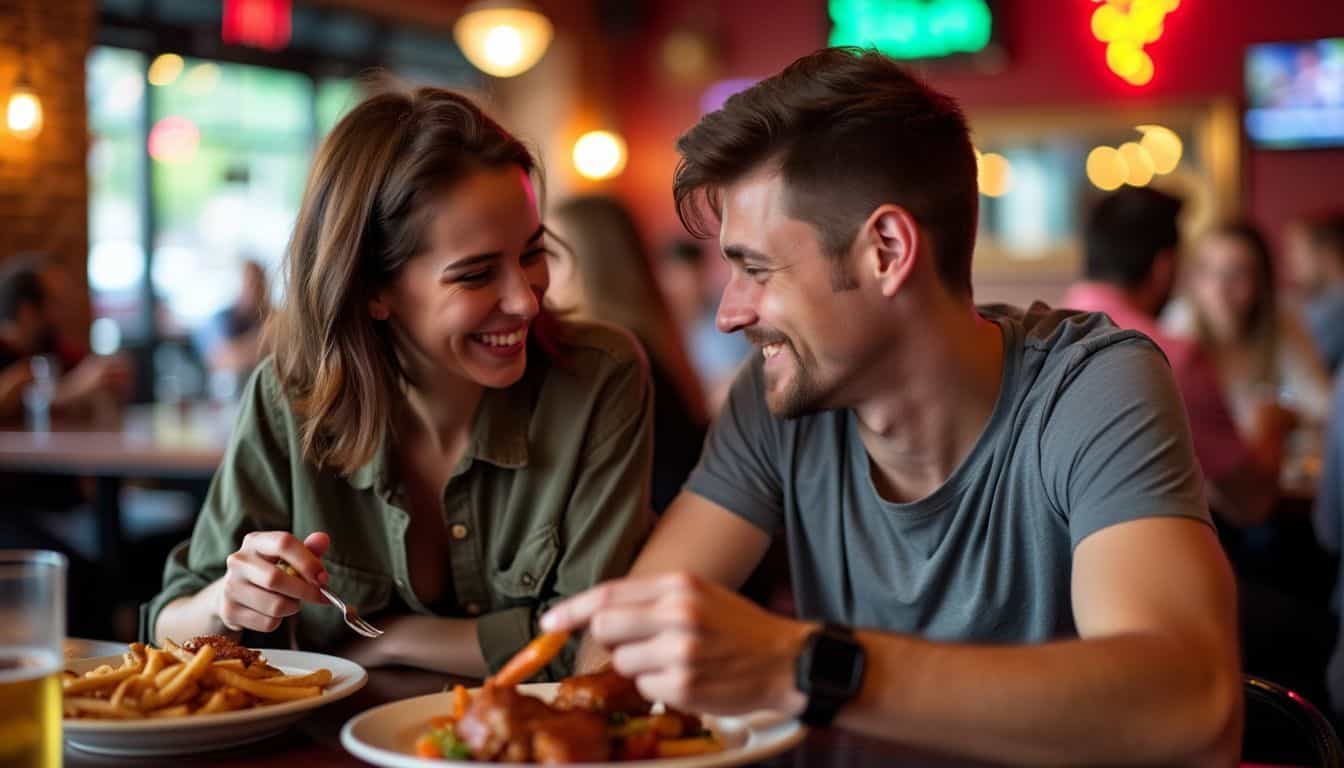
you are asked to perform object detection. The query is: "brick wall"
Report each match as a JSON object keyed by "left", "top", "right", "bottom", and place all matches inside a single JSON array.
[{"left": 0, "top": 0, "right": 93, "bottom": 347}]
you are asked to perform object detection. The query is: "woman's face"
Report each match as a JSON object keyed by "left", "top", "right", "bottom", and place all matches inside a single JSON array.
[
  {"left": 377, "top": 166, "right": 549, "bottom": 390},
  {"left": 1189, "top": 233, "right": 1260, "bottom": 337}
]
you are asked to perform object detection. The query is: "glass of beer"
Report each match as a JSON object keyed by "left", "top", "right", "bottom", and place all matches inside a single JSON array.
[{"left": 0, "top": 550, "right": 66, "bottom": 768}]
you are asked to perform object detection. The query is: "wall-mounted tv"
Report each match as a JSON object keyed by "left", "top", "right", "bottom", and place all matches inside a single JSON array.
[{"left": 1245, "top": 38, "right": 1344, "bottom": 149}]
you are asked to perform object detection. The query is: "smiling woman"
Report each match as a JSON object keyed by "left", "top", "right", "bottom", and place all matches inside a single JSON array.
[{"left": 143, "top": 86, "right": 656, "bottom": 682}]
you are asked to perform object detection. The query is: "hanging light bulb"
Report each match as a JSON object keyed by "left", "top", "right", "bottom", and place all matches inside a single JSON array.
[
  {"left": 7, "top": 80, "right": 43, "bottom": 140},
  {"left": 572, "top": 130, "right": 627, "bottom": 181},
  {"left": 453, "top": 1, "right": 554, "bottom": 78}
]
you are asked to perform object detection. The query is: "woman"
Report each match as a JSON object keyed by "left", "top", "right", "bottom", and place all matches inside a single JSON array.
[
  {"left": 546, "top": 196, "right": 708, "bottom": 512},
  {"left": 145, "top": 89, "right": 655, "bottom": 679},
  {"left": 1163, "top": 221, "right": 1331, "bottom": 431}
]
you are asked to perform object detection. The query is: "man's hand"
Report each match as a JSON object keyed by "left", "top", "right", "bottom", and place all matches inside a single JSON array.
[{"left": 542, "top": 572, "right": 812, "bottom": 716}]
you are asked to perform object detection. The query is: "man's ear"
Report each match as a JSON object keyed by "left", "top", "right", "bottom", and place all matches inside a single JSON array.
[{"left": 862, "top": 205, "right": 920, "bottom": 298}]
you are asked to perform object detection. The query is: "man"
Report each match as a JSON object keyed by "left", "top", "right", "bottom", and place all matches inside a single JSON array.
[
  {"left": 542, "top": 48, "right": 1240, "bottom": 765},
  {"left": 194, "top": 258, "right": 271, "bottom": 397},
  {"left": 1063, "top": 188, "right": 1289, "bottom": 529},
  {"left": 0, "top": 256, "right": 132, "bottom": 420}
]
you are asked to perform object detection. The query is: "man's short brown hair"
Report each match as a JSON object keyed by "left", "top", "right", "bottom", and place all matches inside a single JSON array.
[{"left": 673, "top": 47, "right": 979, "bottom": 296}]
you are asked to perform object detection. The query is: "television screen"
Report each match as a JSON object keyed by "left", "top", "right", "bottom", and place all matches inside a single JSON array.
[{"left": 1245, "top": 38, "right": 1344, "bottom": 149}]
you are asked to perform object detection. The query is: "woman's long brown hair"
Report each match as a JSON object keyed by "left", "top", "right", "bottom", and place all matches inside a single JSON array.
[{"left": 266, "top": 86, "right": 546, "bottom": 475}]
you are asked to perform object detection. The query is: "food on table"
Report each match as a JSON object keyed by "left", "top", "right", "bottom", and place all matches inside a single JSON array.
[
  {"left": 62, "top": 636, "right": 332, "bottom": 720},
  {"left": 413, "top": 669, "right": 723, "bottom": 763}
]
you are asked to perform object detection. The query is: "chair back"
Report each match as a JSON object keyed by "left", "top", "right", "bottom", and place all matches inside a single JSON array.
[{"left": 1243, "top": 674, "right": 1343, "bottom": 767}]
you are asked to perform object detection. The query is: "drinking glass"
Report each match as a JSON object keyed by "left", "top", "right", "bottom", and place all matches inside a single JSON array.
[{"left": 0, "top": 550, "right": 67, "bottom": 768}]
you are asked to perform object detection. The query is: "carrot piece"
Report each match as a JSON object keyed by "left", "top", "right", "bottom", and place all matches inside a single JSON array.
[
  {"left": 451, "top": 684, "right": 470, "bottom": 720},
  {"left": 655, "top": 737, "right": 725, "bottom": 758},
  {"left": 427, "top": 715, "right": 456, "bottom": 729},
  {"left": 414, "top": 734, "right": 442, "bottom": 758},
  {"left": 491, "top": 631, "right": 571, "bottom": 688}
]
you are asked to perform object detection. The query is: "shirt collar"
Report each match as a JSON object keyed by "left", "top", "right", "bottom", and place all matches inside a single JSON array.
[{"left": 345, "top": 374, "right": 534, "bottom": 491}]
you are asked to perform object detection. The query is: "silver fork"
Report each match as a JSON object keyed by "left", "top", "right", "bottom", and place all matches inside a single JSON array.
[
  {"left": 317, "top": 585, "right": 385, "bottom": 639},
  {"left": 279, "top": 562, "right": 384, "bottom": 638}
]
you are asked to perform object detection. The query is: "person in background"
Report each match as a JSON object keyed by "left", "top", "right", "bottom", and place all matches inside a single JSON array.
[
  {"left": 1162, "top": 221, "right": 1331, "bottom": 439},
  {"left": 1314, "top": 375, "right": 1344, "bottom": 719},
  {"left": 1065, "top": 189, "right": 1290, "bottom": 530},
  {"left": 546, "top": 196, "right": 708, "bottom": 512},
  {"left": 1285, "top": 212, "right": 1344, "bottom": 374},
  {"left": 544, "top": 48, "right": 1240, "bottom": 765},
  {"left": 1070, "top": 192, "right": 1334, "bottom": 713},
  {"left": 661, "top": 238, "right": 752, "bottom": 413},
  {"left": 0, "top": 255, "right": 132, "bottom": 420},
  {"left": 195, "top": 258, "right": 272, "bottom": 392},
  {"left": 146, "top": 87, "right": 655, "bottom": 678}
]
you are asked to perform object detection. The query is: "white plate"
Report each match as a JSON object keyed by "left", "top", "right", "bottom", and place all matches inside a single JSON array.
[
  {"left": 340, "top": 682, "right": 806, "bottom": 768},
  {"left": 63, "top": 649, "right": 367, "bottom": 756}
]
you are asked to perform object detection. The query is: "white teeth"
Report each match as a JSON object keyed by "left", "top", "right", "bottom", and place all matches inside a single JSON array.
[
  {"left": 762, "top": 343, "right": 784, "bottom": 360},
  {"left": 476, "top": 330, "right": 524, "bottom": 347}
]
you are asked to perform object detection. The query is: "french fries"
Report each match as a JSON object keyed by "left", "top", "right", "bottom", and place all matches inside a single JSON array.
[{"left": 61, "top": 641, "right": 333, "bottom": 720}]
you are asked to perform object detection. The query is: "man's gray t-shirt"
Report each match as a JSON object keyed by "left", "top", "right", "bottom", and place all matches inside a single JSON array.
[{"left": 686, "top": 304, "right": 1213, "bottom": 642}]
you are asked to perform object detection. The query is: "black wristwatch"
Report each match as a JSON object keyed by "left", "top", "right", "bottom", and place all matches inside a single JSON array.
[{"left": 794, "top": 622, "right": 865, "bottom": 727}]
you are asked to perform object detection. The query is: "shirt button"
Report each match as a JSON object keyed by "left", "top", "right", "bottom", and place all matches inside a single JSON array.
[
  {"left": 394, "top": 578, "right": 405, "bottom": 589},
  {"left": 450, "top": 524, "right": 470, "bottom": 540},
  {"left": 465, "top": 602, "right": 482, "bottom": 615},
  {"left": 520, "top": 573, "right": 534, "bottom": 587}
]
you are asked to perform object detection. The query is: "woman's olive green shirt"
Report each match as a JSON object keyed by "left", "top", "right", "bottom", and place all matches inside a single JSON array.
[{"left": 141, "top": 322, "right": 655, "bottom": 679}]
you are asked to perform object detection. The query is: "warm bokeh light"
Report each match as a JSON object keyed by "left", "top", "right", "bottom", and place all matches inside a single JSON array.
[
  {"left": 1091, "top": 4, "right": 1123, "bottom": 42},
  {"left": 1095, "top": 0, "right": 1176, "bottom": 87},
  {"left": 6, "top": 86, "right": 42, "bottom": 140},
  {"left": 1125, "top": 50, "right": 1154, "bottom": 85},
  {"left": 1118, "top": 142, "right": 1155, "bottom": 186},
  {"left": 452, "top": 3, "right": 554, "bottom": 78},
  {"left": 572, "top": 131, "right": 627, "bottom": 181},
  {"left": 976, "top": 152, "right": 1012, "bottom": 197},
  {"left": 1106, "top": 42, "right": 1143, "bottom": 79},
  {"left": 1136, "top": 124, "right": 1183, "bottom": 173},
  {"left": 148, "top": 116, "right": 201, "bottom": 164},
  {"left": 148, "top": 53, "right": 185, "bottom": 86},
  {"left": 183, "top": 62, "right": 220, "bottom": 95},
  {"left": 1086, "top": 146, "right": 1128, "bottom": 191}
]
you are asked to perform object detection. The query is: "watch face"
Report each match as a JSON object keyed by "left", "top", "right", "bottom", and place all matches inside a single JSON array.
[{"left": 807, "top": 630, "right": 863, "bottom": 697}]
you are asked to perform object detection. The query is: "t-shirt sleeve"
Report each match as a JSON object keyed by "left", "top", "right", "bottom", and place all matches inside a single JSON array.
[
  {"left": 684, "top": 358, "right": 785, "bottom": 534},
  {"left": 1039, "top": 338, "right": 1213, "bottom": 548}
]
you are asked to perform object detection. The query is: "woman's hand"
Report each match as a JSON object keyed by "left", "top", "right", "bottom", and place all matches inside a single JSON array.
[{"left": 217, "top": 531, "right": 331, "bottom": 633}]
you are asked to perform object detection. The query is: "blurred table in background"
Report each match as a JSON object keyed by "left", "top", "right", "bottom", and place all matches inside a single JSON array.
[{"left": 0, "top": 402, "right": 234, "bottom": 620}]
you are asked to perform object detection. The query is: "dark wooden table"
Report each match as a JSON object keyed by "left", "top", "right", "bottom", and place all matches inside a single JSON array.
[
  {"left": 64, "top": 667, "right": 989, "bottom": 767},
  {"left": 0, "top": 401, "right": 233, "bottom": 577}
]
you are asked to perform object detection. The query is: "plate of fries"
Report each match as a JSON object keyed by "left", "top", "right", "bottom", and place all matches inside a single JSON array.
[{"left": 62, "top": 640, "right": 366, "bottom": 756}]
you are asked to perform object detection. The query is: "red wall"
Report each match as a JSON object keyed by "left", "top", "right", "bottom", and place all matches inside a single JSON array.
[{"left": 610, "top": 0, "right": 1344, "bottom": 255}]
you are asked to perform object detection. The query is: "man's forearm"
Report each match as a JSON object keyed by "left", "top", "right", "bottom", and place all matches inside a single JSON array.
[{"left": 825, "top": 629, "right": 1240, "bottom": 766}]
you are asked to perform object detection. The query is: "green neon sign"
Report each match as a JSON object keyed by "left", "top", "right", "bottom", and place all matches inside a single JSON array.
[{"left": 828, "top": 0, "right": 993, "bottom": 60}]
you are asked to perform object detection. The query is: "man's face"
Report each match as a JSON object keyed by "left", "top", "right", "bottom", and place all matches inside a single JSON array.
[{"left": 715, "top": 169, "right": 872, "bottom": 418}]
